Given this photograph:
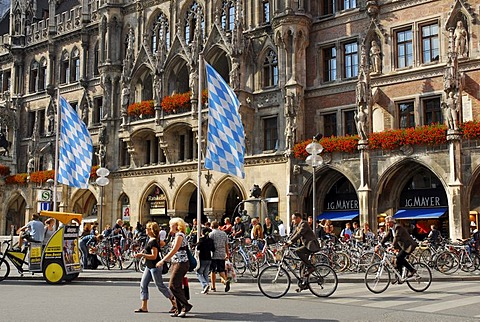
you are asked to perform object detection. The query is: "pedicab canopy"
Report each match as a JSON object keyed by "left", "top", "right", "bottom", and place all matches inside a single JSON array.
[{"left": 40, "top": 210, "right": 83, "bottom": 225}]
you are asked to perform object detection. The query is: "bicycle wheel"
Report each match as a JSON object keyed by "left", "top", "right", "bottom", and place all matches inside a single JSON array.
[
  {"left": 308, "top": 264, "right": 338, "bottom": 297},
  {"left": 419, "top": 249, "right": 433, "bottom": 266},
  {"left": 365, "top": 263, "right": 390, "bottom": 294},
  {"left": 312, "top": 253, "right": 330, "bottom": 266},
  {"left": 460, "top": 253, "right": 477, "bottom": 272},
  {"left": 0, "top": 257, "right": 10, "bottom": 281},
  {"left": 232, "top": 252, "right": 246, "bottom": 275},
  {"left": 248, "top": 251, "right": 260, "bottom": 278},
  {"left": 257, "top": 265, "right": 290, "bottom": 299},
  {"left": 333, "top": 251, "right": 350, "bottom": 272},
  {"left": 406, "top": 262, "right": 432, "bottom": 292},
  {"left": 121, "top": 249, "right": 135, "bottom": 270},
  {"left": 435, "top": 251, "right": 459, "bottom": 274}
]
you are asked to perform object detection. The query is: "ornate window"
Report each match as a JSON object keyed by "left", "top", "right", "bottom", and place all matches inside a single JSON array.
[
  {"left": 421, "top": 22, "right": 439, "bottom": 64},
  {"left": 323, "top": 46, "right": 336, "bottom": 82},
  {"left": 344, "top": 42, "right": 358, "bottom": 78},
  {"left": 399, "top": 101, "right": 415, "bottom": 129},
  {"left": 339, "top": 0, "right": 356, "bottom": 11},
  {"left": 39, "top": 58, "right": 47, "bottom": 91},
  {"left": 396, "top": 28, "right": 413, "bottom": 68},
  {"left": 71, "top": 47, "right": 80, "bottom": 82},
  {"left": 60, "top": 50, "right": 69, "bottom": 84},
  {"left": 263, "top": 50, "right": 278, "bottom": 88},
  {"left": 263, "top": 117, "right": 278, "bottom": 151},
  {"left": 323, "top": 113, "right": 337, "bottom": 137},
  {"left": 184, "top": 2, "right": 204, "bottom": 44},
  {"left": 221, "top": 0, "right": 235, "bottom": 31},
  {"left": 262, "top": 0, "right": 270, "bottom": 24},
  {"left": 151, "top": 12, "right": 170, "bottom": 53},
  {"left": 29, "top": 60, "right": 39, "bottom": 93},
  {"left": 93, "top": 42, "right": 100, "bottom": 76},
  {"left": 423, "top": 97, "right": 442, "bottom": 125},
  {"left": 344, "top": 110, "right": 356, "bottom": 135}
]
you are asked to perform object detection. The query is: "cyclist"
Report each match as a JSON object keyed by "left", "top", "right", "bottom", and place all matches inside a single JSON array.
[
  {"left": 376, "top": 216, "right": 418, "bottom": 284},
  {"left": 286, "top": 212, "right": 321, "bottom": 277}
]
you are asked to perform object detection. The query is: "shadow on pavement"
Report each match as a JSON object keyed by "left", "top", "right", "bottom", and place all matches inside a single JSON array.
[{"left": 189, "top": 311, "right": 338, "bottom": 322}]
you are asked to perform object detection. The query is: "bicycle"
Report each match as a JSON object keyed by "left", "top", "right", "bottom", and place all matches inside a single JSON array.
[
  {"left": 257, "top": 242, "right": 338, "bottom": 298},
  {"left": 364, "top": 246, "right": 432, "bottom": 294},
  {"left": 230, "top": 237, "right": 259, "bottom": 277}
]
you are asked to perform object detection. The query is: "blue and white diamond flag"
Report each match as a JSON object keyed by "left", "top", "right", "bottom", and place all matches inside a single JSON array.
[
  {"left": 57, "top": 96, "right": 93, "bottom": 189},
  {"left": 204, "top": 63, "right": 245, "bottom": 178}
]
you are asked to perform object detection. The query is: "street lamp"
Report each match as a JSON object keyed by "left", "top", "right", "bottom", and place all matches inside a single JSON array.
[
  {"left": 96, "top": 167, "right": 110, "bottom": 230},
  {"left": 305, "top": 137, "right": 323, "bottom": 236}
]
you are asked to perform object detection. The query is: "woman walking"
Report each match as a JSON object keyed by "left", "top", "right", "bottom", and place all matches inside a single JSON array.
[
  {"left": 157, "top": 217, "right": 193, "bottom": 317},
  {"left": 135, "top": 222, "right": 176, "bottom": 314}
]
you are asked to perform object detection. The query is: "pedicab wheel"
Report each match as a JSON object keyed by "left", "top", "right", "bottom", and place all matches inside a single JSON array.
[
  {"left": 43, "top": 261, "right": 64, "bottom": 284},
  {"left": 0, "top": 258, "right": 11, "bottom": 281},
  {"left": 64, "top": 272, "right": 80, "bottom": 282}
]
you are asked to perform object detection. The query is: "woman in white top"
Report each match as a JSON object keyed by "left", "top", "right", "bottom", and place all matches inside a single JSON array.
[{"left": 157, "top": 217, "right": 193, "bottom": 317}]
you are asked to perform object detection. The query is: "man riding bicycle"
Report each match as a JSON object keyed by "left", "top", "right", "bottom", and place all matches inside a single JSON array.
[
  {"left": 376, "top": 216, "right": 418, "bottom": 284},
  {"left": 286, "top": 212, "right": 321, "bottom": 277}
]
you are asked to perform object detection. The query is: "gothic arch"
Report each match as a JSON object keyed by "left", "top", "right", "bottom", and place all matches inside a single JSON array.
[
  {"left": 465, "top": 163, "right": 480, "bottom": 213},
  {"left": 70, "top": 187, "right": 98, "bottom": 217},
  {"left": 138, "top": 183, "right": 169, "bottom": 223},
  {"left": 210, "top": 176, "right": 247, "bottom": 211},
  {"left": 374, "top": 158, "right": 449, "bottom": 215},
  {"left": 173, "top": 179, "right": 205, "bottom": 215},
  {"left": 3, "top": 190, "right": 27, "bottom": 234},
  {"left": 164, "top": 56, "right": 189, "bottom": 96}
]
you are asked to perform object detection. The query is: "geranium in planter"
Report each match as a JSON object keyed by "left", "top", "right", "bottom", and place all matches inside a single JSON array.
[{"left": 127, "top": 100, "right": 155, "bottom": 117}]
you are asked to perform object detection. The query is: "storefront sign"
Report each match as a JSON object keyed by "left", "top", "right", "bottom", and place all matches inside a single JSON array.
[
  {"left": 148, "top": 191, "right": 166, "bottom": 216},
  {"left": 403, "top": 196, "right": 441, "bottom": 208},
  {"left": 325, "top": 199, "right": 359, "bottom": 211}
]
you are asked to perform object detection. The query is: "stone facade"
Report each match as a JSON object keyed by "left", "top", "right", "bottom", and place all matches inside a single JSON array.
[{"left": 0, "top": 0, "right": 479, "bottom": 240}]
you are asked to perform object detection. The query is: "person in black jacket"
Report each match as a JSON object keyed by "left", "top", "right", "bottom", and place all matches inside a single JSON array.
[{"left": 196, "top": 227, "right": 215, "bottom": 294}]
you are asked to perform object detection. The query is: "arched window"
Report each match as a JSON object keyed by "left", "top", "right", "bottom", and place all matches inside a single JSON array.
[
  {"left": 221, "top": 0, "right": 235, "bottom": 31},
  {"left": 93, "top": 42, "right": 100, "bottom": 76},
  {"left": 29, "top": 60, "right": 39, "bottom": 93},
  {"left": 39, "top": 58, "right": 47, "bottom": 91},
  {"left": 184, "top": 2, "right": 204, "bottom": 44},
  {"left": 60, "top": 50, "right": 69, "bottom": 84},
  {"left": 71, "top": 47, "right": 80, "bottom": 82},
  {"left": 151, "top": 13, "right": 170, "bottom": 53},
  {"left": 262, "top": 0, "right": 271, "bottom": 24},
  {"left": 263, "top": 49, "right": 278, "bottom": 88}
]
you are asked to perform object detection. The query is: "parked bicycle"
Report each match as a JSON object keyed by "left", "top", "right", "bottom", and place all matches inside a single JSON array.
[
  {"left": 230, "top": 237, "right": 259, "bottom": 277},
  {"left": 364, "top": 245, "right": 432, "bottom": 294},
  {"left": 257, "top": 242, "right": 338, "bottom": 298}
]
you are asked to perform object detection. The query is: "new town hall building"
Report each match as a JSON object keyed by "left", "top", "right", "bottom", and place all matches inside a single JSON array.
[{"left": 0, "top": 0, "right": 480, "bottom": 240}]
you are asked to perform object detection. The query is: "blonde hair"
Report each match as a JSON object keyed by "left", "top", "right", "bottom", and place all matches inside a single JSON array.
[
  {"left": 169, "top": 217, "right": 187, "bottom": 234},
  {"left": 146, "top": 221, "right": 160, "bottom": 238}
]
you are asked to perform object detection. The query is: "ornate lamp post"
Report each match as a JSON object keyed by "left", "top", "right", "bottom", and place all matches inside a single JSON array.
[
  {"left": 305, "top": 137, "right": 323, "bottom": 235},
  {"left": 96, "top": 167, "right": 110, "bottom": 230}
]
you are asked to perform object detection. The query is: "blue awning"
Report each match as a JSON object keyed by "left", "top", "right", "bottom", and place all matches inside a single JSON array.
[
  {"left": 394, "top": 207, "right": 447, "bottom": 220},
  {"left": 317, "top": 211, "right": 359, "bottom": 221}
]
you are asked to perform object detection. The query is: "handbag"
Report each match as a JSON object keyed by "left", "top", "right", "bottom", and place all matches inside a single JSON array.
[
  {"left": 186, "top": 247, "right": 197, "bottom": 272},
  {"left": 161, "top": 262, "right": 169, "bottom": 275}
]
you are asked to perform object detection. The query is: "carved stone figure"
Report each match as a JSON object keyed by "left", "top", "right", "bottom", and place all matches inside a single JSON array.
[
  {"left": 27, "top": 157, "right": 35, "bottom": 174},
  {"left": 355, "top": 103, "right": 368, "bottom": 141},
  {"left": 153, "top": 74, "right": 162, "bottom": 106},
  {"left": 453, "top": 20, "right": 468, "bottom": 57},
  {"left": 230, "top": 57, "right": 240, "bottom": 90},
  {"left": 100, "top": 75, "right": 111, "bottom": 119},
  {"left": 370, "top": 40, "right": 381, "bottom": 74},
  {"left": 356, "top": 69, "right": 368, "bottom": 105},
  {"left": 121, "top": 85, "right": 130, "bottom": 114},
  {"left": 442, "top": 91, "right": 459, "bottom": 131}
]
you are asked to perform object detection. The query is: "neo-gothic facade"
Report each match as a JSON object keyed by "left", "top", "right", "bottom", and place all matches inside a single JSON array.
[{"left": 0, "top": 0, "right": 480, "bottom": 240}]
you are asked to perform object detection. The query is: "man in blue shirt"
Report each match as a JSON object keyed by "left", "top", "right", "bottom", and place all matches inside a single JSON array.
[{"left": 17, "top": 213, "right": 44, "bottom": 250}]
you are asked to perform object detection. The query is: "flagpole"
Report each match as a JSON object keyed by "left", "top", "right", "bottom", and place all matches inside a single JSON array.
[
  {"left": 196, "top": 53, "right": 204, "bottom": 243},
  {"left": 52, "top": 88, "right": 61, "bottom": 211}
]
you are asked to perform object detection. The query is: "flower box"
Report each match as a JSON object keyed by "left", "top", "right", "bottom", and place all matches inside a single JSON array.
[
  {"left": 127, "top": 100, "right": 155, "bottom": 117},
  {"left": 160, "top": 90, "right": 208, "bottom": 114}
]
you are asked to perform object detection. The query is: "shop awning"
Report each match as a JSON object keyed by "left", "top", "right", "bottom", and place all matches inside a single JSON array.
[
  {"left": 317, "top": 211, "right": 359, "bottom": 221},
  {"left": 394, "top": 207, "right": 447, "bottom": 220}
]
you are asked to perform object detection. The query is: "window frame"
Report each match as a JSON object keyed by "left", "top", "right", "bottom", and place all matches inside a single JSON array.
[
  {"left": 395, "top": 27, "right": 413, "bottom": 69},
  {"left": 343, "top": 109, "right": 356, "bottom": 136},
  {"left": 263, "top": 116, "right": 278, "bottom": 151},
  {"left": 29, "top": 60, "right": 39, "bottom": 93},
  {"left": 423, "top": 96, "right": 442, "bottom": 125},
  {"left": 323, "top": 112, "right": 337, "bottom": 137},
  {"left": 323, "top": 45, "right": 337, "bottom": 82},
  {"left": 420, "top": 21, "right": 440, "bottom": 64},
  {"left": 60, "top": 50, "right": 70, "bottom": 84},
  {"left": 398, "top": 101, "right": 415, "bottom": 129},
  {"left": 70, "top": 47, "right": 80, "bottom": 82},
  {"left": 262, "top": 49, "right": 279, "bottom": 88},
  {"left": 343, "top": 41, "right": 358, "bottom": 79}
]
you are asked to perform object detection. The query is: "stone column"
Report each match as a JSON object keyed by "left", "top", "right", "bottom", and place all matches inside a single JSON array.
[
  {"left": 357, "top": 141, "right": 373, "bottom": 229},
  {"left": 447, "top": 130, "right": 467, "bottom": 239}
]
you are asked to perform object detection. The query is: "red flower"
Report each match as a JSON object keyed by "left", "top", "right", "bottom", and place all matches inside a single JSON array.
[
  {"left": 127, "top": 100, "right": 155, "bottom": 116},
  {"left": 461, "top": 121, "right": 480, "bottom": 140},
  {"left": 29, "top": 170, "right": 55, "bottom": 183},
  {"left": 5, "top": 173, "right": 28, "bottom": 185}
]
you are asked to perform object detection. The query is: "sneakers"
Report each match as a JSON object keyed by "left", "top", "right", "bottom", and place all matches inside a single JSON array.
[
  {"left": 225, "top": 279, "right": 231, "bottom": 292},
  {"left": 201, "top": 285, "right": 210, "bottom": 294},
  {"left": 177, "top": 304, "right": 193, "bottom": 318}
]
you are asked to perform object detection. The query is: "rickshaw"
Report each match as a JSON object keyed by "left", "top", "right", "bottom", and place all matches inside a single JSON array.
[{"left": 0, "top": 210, "right": 83, "bottom": 284}]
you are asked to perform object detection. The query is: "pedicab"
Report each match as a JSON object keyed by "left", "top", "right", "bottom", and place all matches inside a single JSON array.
[{"left": 0, "top": 210, "right": 83, "bottom": 284}]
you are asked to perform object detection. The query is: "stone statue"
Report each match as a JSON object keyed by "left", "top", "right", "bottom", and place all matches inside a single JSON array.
[
  {"left": 370, "top": 40, "right": 381, "bottom": 74},
  {"left": 230, "top": 57, "right": 240, "bottom": 90},
  {"left": 442, "top": 91, "right": 459, "bottom": 131},
  {"left": 153, "top": 74, "right": 162, "bottom": 106},
  {"left": 121, "top": 85, "right": 130, "bottom": 113},
  {"left": 453, "top": 20, "right": 468, "bottom": 57},
  {"left": 100, "top": 75, "right": 111, "bottom": 119},
  {"left": 80, "top": 101, "right": 88, "bottom": 124},
  {"left": 356, "top": 69, "right": 368, "bottom": 105},
  {"left": 354, "top": 103, "right": 368, "bottom": 140},
  {"left": 96, "top": 143, "right": 106, "bottom": 167},
  {"left": 27, "top": 157, "right": 35, "bottom": 174}
]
